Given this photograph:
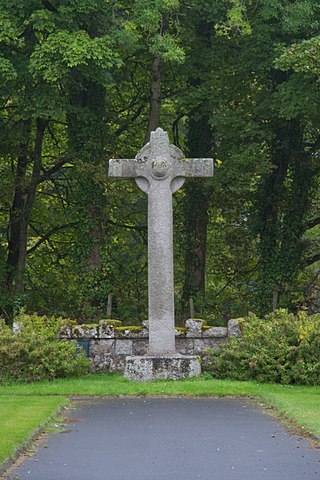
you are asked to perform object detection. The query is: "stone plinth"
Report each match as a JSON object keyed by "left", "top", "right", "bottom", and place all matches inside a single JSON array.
[{"left": 124, "top": 354, "right": 201, "bottom": 382}]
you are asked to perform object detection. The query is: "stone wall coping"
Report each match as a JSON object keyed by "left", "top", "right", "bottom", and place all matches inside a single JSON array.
[{"left": 59, "top": 318, "right": 240, "bottom": 340}]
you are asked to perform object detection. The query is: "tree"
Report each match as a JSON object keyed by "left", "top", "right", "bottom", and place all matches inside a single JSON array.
[
  {"left": 205, "top": 0, "right": 320, "bottom": 314},
  {"left": 0, "top": 0, "right": 121, "bottom": 317},
  {"left": 0, "top": 0, "right": 319, "bottom": 321}
]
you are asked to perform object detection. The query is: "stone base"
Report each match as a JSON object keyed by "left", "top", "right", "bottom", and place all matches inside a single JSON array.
[{"left": 124, "top": 354, "right": 201, "bottom": 382}]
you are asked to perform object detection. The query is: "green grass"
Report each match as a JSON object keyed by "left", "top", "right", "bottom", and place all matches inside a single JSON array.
[
  {"left": 0, "top": 374, "right": 319, "bottom": 468},
  {"left": 0, "top": 395, "right": 68, "bottom": 465},
  {"left": 0, "top": 373, "right": 264, "bottom": 396},
  {"left": 257, "top": 386, "right": 320, "bottom": 437}
]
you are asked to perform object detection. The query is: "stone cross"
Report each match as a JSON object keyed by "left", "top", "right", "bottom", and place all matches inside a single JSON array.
[{"left": 109, "top": 128, "right": 213, "bottom": 354}]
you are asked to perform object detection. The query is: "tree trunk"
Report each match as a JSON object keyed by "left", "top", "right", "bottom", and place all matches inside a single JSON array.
[
  {"left": 87, "top": 204, "right": 103, "bottom": 271},
  {"left": 145, "top": 14, "right": 169, "bottom": 142},
  {"left": 255, "top": 122, "right": 290, "bottom": 315},
  {"left": 146, "top": 53, "right": 162, "bottom": 141},
  {"left": 181, "top": 114, "right": 213, "bottom": 315},
  {"left": 68, "top": 76, "right": 107, "bottom": 273},
  {"left": 67, "top": 75, "right": 108, "bottom": 316},
  {"left": 180, "top": 20, "right": 214, "bottom": 316},
  {"left": 182, "top": 182, "right": 209, "bottom": 301},
  {"left": 6, "top": 119, "right": 47, "bottom": 294},
  {"left": 254, "top": 118, "right": 314, "bottom": 314}
]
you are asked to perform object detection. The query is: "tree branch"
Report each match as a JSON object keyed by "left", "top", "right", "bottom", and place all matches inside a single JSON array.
[
  {"left": 114, "top": 105, "right": 145, "bottom": 137},
  {"left": 108, "top": 219, "right": 147, "bottom": 244},
  {"left": 42, "top": 0, "right": 58, "bottom": 13},
  {"left": 27, "top": 223, "right": 78, "bottom": 255},
  {"left": 39, "top": 156, "right": 74, "bottom": 183},
  {"left": 306, "top": 253, "right": 320, "bottom": 266},
  {"left": 307, "top": 217, "right": 320, "bottom": 230},
  {"left": 108, "top": 219, "right": 147, "bottom": 232}
]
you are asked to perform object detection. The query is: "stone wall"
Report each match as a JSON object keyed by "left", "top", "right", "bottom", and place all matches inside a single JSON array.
[
  {"left": 89, "top": 335, "right": 228, "bottom": 372},
  {"left": 60, "top": 319, "right": 240, "bottom": 373}
]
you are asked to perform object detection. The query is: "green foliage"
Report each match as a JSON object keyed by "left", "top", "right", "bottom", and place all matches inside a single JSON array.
[
  {"left": 13, "top": 311, "right": 64, "bottom": 336},
  {"left": 203, "top": 309, "right": 320, "bottom": 385},
  {"left": 215, "top": 0, "right": 252, "bottom": 36},
  {"left": 275, "top": 36, "right": 320, "bottom": 77},
  {"left": 30, "top": 31, "right": 122, "bottom": 82},
  {"left": 0, "top": 313, "right": 90, "bottom": 383},
  {"left": 150, "top": 34, "right": 185, "bottom": 63}
]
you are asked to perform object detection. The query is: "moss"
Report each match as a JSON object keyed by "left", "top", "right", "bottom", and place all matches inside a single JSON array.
[
  {"left": 72, "top": 328, "right": 82, "bottom": 337},
  {"left": 115, "top": 326, "right": 143, "bottom": 333},
  {"left": 99, "top": 319, "right": 122, "bottom": 327},
  {"left": 176, "top": 327, "right": 187, "bottom": 333},
  {"left": 61, "top": 319, "right": 78, "bottom": 329},
  {"left": 80, "top": 323, "right": 98, "bottom": 329},
  {"left": 191, "top": 318, "right": 207, "bottom": 325},
  {"left": 202, "top": 325, "right": 214, "bottom": 331}
]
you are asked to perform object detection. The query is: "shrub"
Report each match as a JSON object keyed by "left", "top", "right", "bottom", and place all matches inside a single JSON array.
[
  {"left": 203, "top": 309, "right": 320, "bottom": 385},
  {"left": 0, "top": 312, "right": 90, "bottom": 383}
]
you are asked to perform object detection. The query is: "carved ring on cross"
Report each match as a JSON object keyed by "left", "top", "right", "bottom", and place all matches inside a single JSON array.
[{"left": 135, "top": 141, "right": 184, "bottom": 183}]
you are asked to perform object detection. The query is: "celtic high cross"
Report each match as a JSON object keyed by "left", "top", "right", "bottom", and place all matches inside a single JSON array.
[{"left": 109, "top": 128, "right": 213, "bottom": 354}]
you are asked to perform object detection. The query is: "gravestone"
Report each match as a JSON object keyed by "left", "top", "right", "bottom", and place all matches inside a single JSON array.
[{"left": 109, "top": 128, "right": 213, "bottom": 380}]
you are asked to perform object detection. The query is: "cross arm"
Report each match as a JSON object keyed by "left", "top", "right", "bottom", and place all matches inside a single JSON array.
[
  {"left": 175, "top": 158, "right": 214, "bottom": 178},
  {"left": 109, "top": 158, "right": 140, "bottom": 178}
]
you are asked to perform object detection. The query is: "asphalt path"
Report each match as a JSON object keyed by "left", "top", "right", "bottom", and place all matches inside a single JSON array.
[{"left": 5, "top": 397, "right": 320, "bottom": 480}]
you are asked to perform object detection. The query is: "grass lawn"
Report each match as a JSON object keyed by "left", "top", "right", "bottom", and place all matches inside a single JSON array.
[
  {"left": 0, "top": 374, "right": 319, "bottom": 467},
  {"left": 0, "top": 395, "right": 68, "bottom": 466}
]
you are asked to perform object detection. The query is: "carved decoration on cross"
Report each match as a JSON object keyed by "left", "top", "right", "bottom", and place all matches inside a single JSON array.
[{"left": 109, "top": 127, "right": 213, "bottom": 194}]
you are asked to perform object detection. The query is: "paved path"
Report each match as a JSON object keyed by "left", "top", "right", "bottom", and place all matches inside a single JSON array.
[{"left": 5, "top": 398, "right": 320, "bottom": 480}]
